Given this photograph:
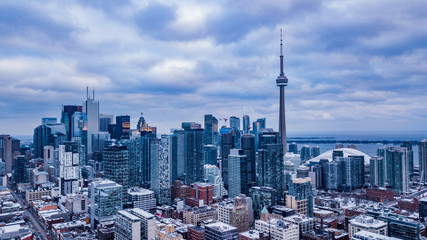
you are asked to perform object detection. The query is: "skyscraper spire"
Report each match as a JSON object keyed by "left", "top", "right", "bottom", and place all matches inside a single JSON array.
[{"left": 276, "top": 29, "right": 288, "bottom": 154}]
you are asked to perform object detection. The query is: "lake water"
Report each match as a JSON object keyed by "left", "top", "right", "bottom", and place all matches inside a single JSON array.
[{"left": 288, "top": 131, "right": 427, "bottom": 167}]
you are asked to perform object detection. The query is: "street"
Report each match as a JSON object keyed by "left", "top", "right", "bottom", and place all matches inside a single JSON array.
[{"left": 9, "top": 188, "right": 49, "bottom": 240}]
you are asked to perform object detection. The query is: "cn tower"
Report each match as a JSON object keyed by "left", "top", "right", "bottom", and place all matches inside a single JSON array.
[{"left": 276, "top": 29, "right": 288, "bottom": 154}]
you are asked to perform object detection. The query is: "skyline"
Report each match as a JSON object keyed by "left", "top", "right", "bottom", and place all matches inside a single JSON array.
[{"left": 1, "top": 0, "right": 427, "bottom": 135}]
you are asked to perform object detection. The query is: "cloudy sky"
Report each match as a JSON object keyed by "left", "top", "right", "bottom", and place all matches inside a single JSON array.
[{"left": 1, "top": 0, "right": 427, "bottom": 136}]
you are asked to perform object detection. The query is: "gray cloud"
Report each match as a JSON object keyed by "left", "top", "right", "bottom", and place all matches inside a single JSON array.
[{"left": 0, "top": 0, "right": 426, "bottom": 135}]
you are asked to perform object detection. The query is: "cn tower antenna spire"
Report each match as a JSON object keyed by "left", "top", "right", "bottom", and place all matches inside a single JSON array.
[{"left": 280, "top": 28, "right": 284, "bottom": 76}]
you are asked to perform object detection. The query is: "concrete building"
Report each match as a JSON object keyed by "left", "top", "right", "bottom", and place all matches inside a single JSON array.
[
  {"left": 183, "top": 206, "right": 218, "bottom": 225},
  {"left": 205, "top": 222, "right": 238, "bottom": 240},
  {"left": 255, "top": 218, "right": 298, "bottom": 240},
  {"left": 349, "top": 215, "right": 387, "bottom": 239},
  {"left": 115, "top": 208, "right": 156, "bottom": 240},
  {"left": 155, "top": 224, "right": 183, "bottom": 240},
  {"left": 238, "top": 230, "right": 269, "bottom": 240},
  {"left": 353, "top": 231, "right": 400, "bottom": 240},
  {"left": 282, "top": 215, "right": 314, "bottom": 239},
  {"left": 218, "top": 196, "right": 250, "bottom": 233},
  {"left": 64, "top": 193, "right": 88, "bottom": 215},
  {"left": 128, "top": 187, "right": 156, "bottom": 212}
]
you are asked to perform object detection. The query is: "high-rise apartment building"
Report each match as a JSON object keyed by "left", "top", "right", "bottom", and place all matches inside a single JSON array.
[
  {"left": 286, "top": 178, "right": 313, "bottom": 217},
  {"left": 258, "top": 144, "right": 285, "bottom": 194},
  {"left": 204, "top": 114, "right": 219, "bottom": 146},
  {"left": 220, "top": 127, "right": 235, "bottom": 189},
  {"left": 59, "top": 142, "right": 81, "bottom": 195},
  {"left": 241, "top": 134, "right": 256, "bottom": 187},
  {"left": 370, "top": 156, "right": 385, "bottom": 187},
  {"left": 103, "top": 145, "right": 129, "bottom": 197},
  {"left": 401, "top": 141, "right": 414, "bottom": 175},
  {"left": 249, "top": 186, "right": 277, "bottom": 219},
  {"left": 89, "top": 179, "right": 123, "bottom": 228},
  {"left": 13, "top": 155, "right": 27, "bottom": 183},
  {"left": 0, "top": 135, "right": 13, "bottom": 174},
  {"left": 289, "top": 142, "right": 298, "bottom": 154},
  {"left": 115, "top": 208, "right": 156, "bottom": 240},
  {"left": 183, "top": 122, "right": 204, "bottom": 184},
  {"left": 128, "top": 187, "right": 156, "bottom": 212},
  {"left": 300, "top": 145, "right": 311, "bottom": 161},
  {"left": 311, "top": 146, "right": 320, "bottom": 158},
  {"left": 228, "top": 149, "right": 246, "bottom": 198},
  {"left": 386, "top": 147, "right": 409, "bottom": 194},
  {"left": 419, "top": 139, "right": 427, "bottom": 182}
]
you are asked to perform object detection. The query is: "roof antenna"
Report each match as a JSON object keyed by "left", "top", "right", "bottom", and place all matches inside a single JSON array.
[
  {"left": 87, "top": 86, "right": 89, "bottom": 100},
  {"left": 93, "top": 88, "right": 95, "bottom": 100}
]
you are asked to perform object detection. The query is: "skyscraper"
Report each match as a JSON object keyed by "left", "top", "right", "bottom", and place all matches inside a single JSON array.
[
  {"left": 286, "top": 178, "right": 313, "bottom": 217},
  {"left": 59, "top": 142, "right": 81, "bottom": 195},
  {"left": 116, "top": 115, "right": 131, "bottom": 140},
  {"left": 242, "top": 115, "right": 250, "bottom": 134},
  {"left": 88, "top": 179, "right": 123, "bottom": 229},
  {"left": 241, "top": 134, "right": 256, "bottom": 186},
  {"left": 33, "top": 120, "right": 67, "bottom": 158},
  {"left": 0, "top": 135, "right": 13, "bottom": 174},
  {"left": 183, "top": 122, "right": 204, "bottom": 184},
  {"left": 84, "top": 89, "right": 99, "bottom": 155},
  {"left": 419, "top": 139, "right": 427, "bottom": 182},
  {"left": 103, "top": 145, "right": 130, "bottom": 197},
  {"left": 401, "top": 141, "right": 414, "bottom": 175},
  {"left": 61, "top": 105, "right": 82, "bottom": 141},
  {"left": 204, "top": 114, "right": 219, "bottom": 146},
  {"left": 99, "top": 114, "right": 114, "bottom": 132},
  {"left": 204, "top": 145, "right": 218, "bottom": 166},
  {"left": 386, "top": 147, "right": 409, "bottom": 194},
  {"left": 228, "top": 149, "right": 246, "bottom": 198},
  {"left": 276, "top": 30, "right": 288, "bottom": 154},
  {"left": 258, "top": 144, "right": 285, "bottom": 194},
  {"left": 220, "top": 127, "right": 235, "bottom": 189},
  {"left": 370, "top": 156, "right": 385, "bottom": 187}
]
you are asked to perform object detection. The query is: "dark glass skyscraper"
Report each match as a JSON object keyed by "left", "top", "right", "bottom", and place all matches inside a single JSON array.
[
  {"left": 242, "top": 115, "right": 250, "bottom": 134},
  {"left": 220, "top": 127, "right": 235, "bottom": 189},
  {"left": 116, "top": 115, "right": 130, "bottom": 140},
  {"left": 258, "top": 144, "right": 285, "bottom": 194},
  {"left": 103, "top": 145, "right": 130, "bottom": 196},
  {"left": 183, "top": 122, "right": 204, "bottom": 184},
  {"left": 241, "top": 134, "right": 256, "bottom": 186},
  {"left": 204, "top": 114, "right": 219, "bottom": 146},
  {"left": 61, "top": 105, "right": 82, "bottom": 141}
]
